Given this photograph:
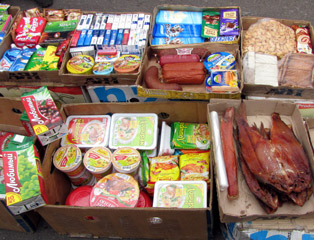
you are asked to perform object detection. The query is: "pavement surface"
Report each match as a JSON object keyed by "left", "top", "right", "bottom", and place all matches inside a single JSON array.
[{"left": 1, "top": 0, "right": 314, "bottom": 239}]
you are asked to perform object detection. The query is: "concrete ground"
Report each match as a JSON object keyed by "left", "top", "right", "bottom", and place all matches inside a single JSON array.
[{"left": 1, "top": 0, "right": 314, "bottom": 239}]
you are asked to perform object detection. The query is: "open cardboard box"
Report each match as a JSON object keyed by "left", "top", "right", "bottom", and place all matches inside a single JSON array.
[
  {"left": 241, "top": 16, "right": 314, "bottom": 99},
  {"left": 0, "top": 97, "right": 41, "bottom": 232},
  {"left": 149, "top": 5, "right": 241, "bottom": 49},
  {"left": 37, "top": 101, "right": 213, "bottom": 239},
  {"left": 136, "top": 46, "right": 243, "bottom": 100},
  {"left": 208, "top": 99, "right": 314, "bottom": 223},
  {"left": 59, "top": 11, "right": 152, "bottom": 86}
]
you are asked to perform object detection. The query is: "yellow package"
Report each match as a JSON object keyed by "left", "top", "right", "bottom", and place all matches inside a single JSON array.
[
  {"left": 39, "top": 45, "right": 60, "bottom": 71},
  {"left": 150, "top": 155, "right": 180, "bottom": 182},
  {"left": 179, "top": 152, "right": 210, "bottom": 183}
]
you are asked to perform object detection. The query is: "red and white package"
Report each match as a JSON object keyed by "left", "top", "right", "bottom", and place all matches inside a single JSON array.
[{"left": 15, "top": 17, "right": 47, "bottom": 34}]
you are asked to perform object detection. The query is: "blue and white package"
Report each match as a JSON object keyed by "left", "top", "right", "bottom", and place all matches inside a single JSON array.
[
  {"left": 154, "top": 10, "right": 202, "bottom": 38},
  {"left": 152, "top": 37, "right": 204, "bottom": 45},
  {"left": 84, "top": 29, "right": 93, "bottom": 46},
  {"left": 103, "top": 30, "right": 111, "bottom": 46},
  {"left": 9, "top": 47, "right": 36, "bottom": 72},
  {"left": 204, "top": 52, "right": 236, "bottom": 73},
  {"left": 77, "top": 30, "right": 87, "bottom": 47},
  {"left": 0, "top": 45, "right": 21, "bottom": 71},
  {"left": 96, "top": 30, "right": 106, "bottom": 49},
  {"left": 91, "top": 30, "right": 100, "bottom": 46}
]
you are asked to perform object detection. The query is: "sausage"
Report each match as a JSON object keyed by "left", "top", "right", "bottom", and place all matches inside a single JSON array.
[
  {"left": 144, "top": 66, "right": 183, "bottom": 91},
  {"left": 160, "top": 54, "right": 200, "bottom": 66},
  {"left": 158, "top": 48, "right": 210, "bottom": 58},
  {"left": 162, "top": 62, "right": 206, "bottom": 84},
  {"left": 162, "top": 62, "right": 205, "bottom": 72}
]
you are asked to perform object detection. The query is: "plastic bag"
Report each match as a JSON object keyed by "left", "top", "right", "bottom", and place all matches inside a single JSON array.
[
  {"left": 243, "top": 18, "right": 296, "bottom": 58},
  {"left": 278, "top": 53, "right": 314, "bottom": 88}
]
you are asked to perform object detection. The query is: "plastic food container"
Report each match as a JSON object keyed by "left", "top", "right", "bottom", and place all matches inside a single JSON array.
[
  {"left": 53, "top": 145, "right": 84, "bottom": 178},
  {"left": 204, "top": 52, "right": 236, "bottom": 73},
  {"left": 109, "top": 113, "right": 158, "bottom": 150},
  {"left": 158, "top": 121, "right": 175, "bottom": 156},
  {"left": 90, "top": 173, "right": 140, "bottom": 208},
  {"left": 69, "top": 168, "right": 94, "bottom": 187},
  {"left": 113, "top": 54, "right": 140, "bottom": 73},
  {"left": 65, "top": 186, "right": 93, "bottom": 207},
  {"left": 153, "top": 181, "right": 207, "bottom": 208},
  {"left": 93, "top": 62, "right": 113, "bottom": 75},
  {"left": 67, "top": 55, "right": 94, "bottom": 74},
  {"left": 112, "top": 147, "right": 141, "bottom": 176},
  {"left": 61, "top": 115, "right": 111, "bottom": 148},
  {"left": 72, "top": 175, "right": 96, "bottom": 190},
  {"left": 83, "top": 146, "right": 113, "bottom": 180},
  {"left": 136, "top": 191, "right": 152, "bottom": 208}
]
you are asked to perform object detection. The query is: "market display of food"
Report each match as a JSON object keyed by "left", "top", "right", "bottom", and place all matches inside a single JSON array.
[{"left": 0, "top": 2, "right": 314, "bottom": 239}]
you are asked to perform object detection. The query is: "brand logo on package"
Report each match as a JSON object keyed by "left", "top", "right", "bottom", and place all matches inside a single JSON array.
[
  {"left": 176, "top": 48, "right": 193, "bottom": 55},
  {"left": 3, "top": 152, "right": 22, "bottom": 193},
  {"left": 23, "top": 96, "right": 45, "bottom": 125}
]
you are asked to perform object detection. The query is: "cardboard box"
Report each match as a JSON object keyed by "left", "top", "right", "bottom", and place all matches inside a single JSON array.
[
  {"left": 87, "top": 85, "right": 168, "bottom": 102},
  {"left": 241, "top": 16, "right": 314, "bottom": 99},
  {"left": 0, "top": 97, "right": 41, "bottom": 232},
  {"left": 37, "top": 101, "right": 213, "bottom": 239},
  {"left": 208, "top": 99, "right": 314, "bottom": 223},
  {"left": 136, "top": 46, "right": 243, "bottom": 100},
  {"left": 59, "top": 11, "right": 152, "bottom": 86},
  {"left": 150, "top": 5, "right": 241, "bottom": 50}
]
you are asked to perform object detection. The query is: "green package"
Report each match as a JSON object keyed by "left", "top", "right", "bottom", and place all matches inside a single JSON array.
[
  {"left": 171, "top": 122, "right": 210, "bottom": 150},
  {"left": 201, "top": 11, "right": 220, "bottom": 38},
  {"left": 39, "top": 46, "right": 59, "bottom": 71},
  {"left": 44, "top": 20, "right": 78, "bottom": 33},
  {"left": 25, "top": 47, "right": 46, "bottom": 71}
]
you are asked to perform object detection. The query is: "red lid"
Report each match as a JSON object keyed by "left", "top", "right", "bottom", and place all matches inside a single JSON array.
[
  {"left": 136, "top": 191, "right": 152, "bottom": 208},
  {"left": 65, "top": 186, "right": 93, "bottom": 207}
]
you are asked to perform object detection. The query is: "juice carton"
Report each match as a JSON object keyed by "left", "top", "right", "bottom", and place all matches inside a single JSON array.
[
  {"left": 21, "top": 86, "right": 68, "bottom": 146},
  {"left": 2, "top": 135, "right": 47, "bottom": 214}
]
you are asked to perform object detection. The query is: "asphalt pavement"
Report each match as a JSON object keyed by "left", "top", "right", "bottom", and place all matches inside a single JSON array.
[{"left": 1, "top": 0, "right": 314, "bottom": 239}]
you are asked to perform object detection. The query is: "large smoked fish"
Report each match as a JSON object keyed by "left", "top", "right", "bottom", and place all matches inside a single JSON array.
[
  {"left": 235, "top": 102, "right": 312, "bottom": 211},
  {"left": 221, "top": 107, "right": 238, "bottom": 199}
]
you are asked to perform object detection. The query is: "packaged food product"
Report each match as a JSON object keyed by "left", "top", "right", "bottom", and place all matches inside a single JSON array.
[
  {"left": 278, "top": 53, "right": 314, "bottom": 88},
  {"left": 153, "top": 181, "right": 207, "bottom": 208},
  {"left": 3, "top": 137, "right": 47, "bottom": 214},
  {"left": 206, "top": 70, "right": 239, "bottom": 92},
  {"left": 66, "top": 55, "right": 94, "bottom": 74},
  {"left": 149, "top": 155, "right": 180, "bottom": 182},
  {"left": 95, "top": 52, "right": 120, "bottom": 63},
  {"left": 179, "top": 152, "right": 210, "bottom": 183},
  {"left": 65, "top": 186, "right": 93, "bottom": 207},
  {"left": 15, "top": 17, "right": 46, "bottom": 34},
  {"left": 9, "top": 47, "right": 37, "bottom": 71},
  {"left": 158, "top": 121, "right": 175, "bottom": 156},
  {"left": 153, "top": 10, "right": 202, "bottom": 38},
  {"left": 138, "top": 151, "right": 150, "bottom": 189},
  {"left": 159, "top": 54, "right": 200, "bottom": 66},
  {"left": 243, "top": 19, "right": 296, "bottom": 58},
  {"left": 136, "top": 191, "right": 152, "bottom": 207},
  {"left": 53, "top": 145, "right": 84, "bottom": 178},
  {"left": 0, "top": 14, "right": 12, "bottom": 34},
  {"left": 203, "top": 52, "right": 236, "bottom": 73},
  {"left": 93, "top": 62, "right": 113, "bottom": 75},
  {"left": 112, "top": 147, "right": 141, "bottom": 176},
  {"left": 113, "top": 54, "right": 140, "bottom": 73},
  {"left": 83, "top": 147, "right": 113, "bottom": 180},
  {"left": 90, "top": 173, "right": 140, "bottom": 208},
  {"left": 61, "top": 115, "right": 111, "bottom": 148},
  {"left": 0, "top": 45, "right": 21, "bottom": 71},
  {"left": 220, "top": 9, "right": 239, "bottom": 36},
  {"left": 68, "top": 168, "right": 94, "bottom": 187},
  {"left": 152, "top": 37, "right": 204, "bottom": 45},
  {"left": 109, "top": 113, "right": 158, "bottom": 150},
  {"left": 38, "top": 45, "right": 59, "bottom": 71},
  {"left": 21, "top": 86, "right": 67, "bottom": 146},
  {"left": 0, "top": 131, "right": 14, "bottom": 157},
  {"left": 291, "top": 25, "right": 313, "bottom": 54},
  {"left": 43, "top": 20, "right": 78, "bottom": 33},
  {"left": 44, "top": 9, "right": 65, "bottom": 22},
  {"left": 24, "top": 8, "right": 42, "bottom": 18},
  {"left": 14, "top": 32, "right": 41, "bottom": 48},
  {"left": 25, "top": 47, "right": 46, "bottom": 71},
  {"left": 171, "top": 122, "right": 210, "bottom": 150},
  {"left": 201, "top": 11, "right": 220, "bottom": 38},
  {"left": 64, "top": 9, "right": 82, "bottom": 21}
]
